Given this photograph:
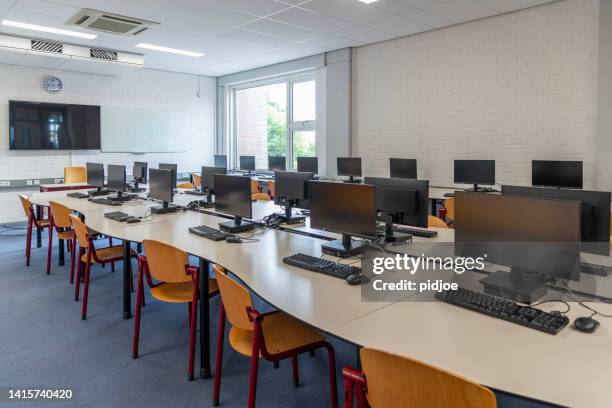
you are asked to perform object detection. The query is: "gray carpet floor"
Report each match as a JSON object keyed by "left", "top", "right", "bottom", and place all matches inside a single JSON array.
[{"left": 0, "top": 224, "right": 553, "bottom": 408}]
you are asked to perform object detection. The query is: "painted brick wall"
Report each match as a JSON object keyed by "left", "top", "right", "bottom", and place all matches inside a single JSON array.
[
  {"left": 0, "top": 64, "right": 215, "bottom": 223},
  {"left": 353, "top": 0, "right": 599, "bottom": 189}
]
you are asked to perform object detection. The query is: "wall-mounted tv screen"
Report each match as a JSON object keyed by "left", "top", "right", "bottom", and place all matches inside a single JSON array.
[{"left": 9, "top": 100, "right": 101, "bottom": 150}]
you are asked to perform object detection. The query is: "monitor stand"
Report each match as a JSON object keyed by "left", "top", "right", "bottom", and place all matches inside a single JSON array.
[
  {"left": 111, "top": 191, "right": 136, "bottom": 202},
  {"left": 343, "top": 176, "right": 362, "bottom": 184},
  {"left": 219, "top": 216, "right": 254, "bottom": 233},
  {"left": 480, "top": 268, "right": 547, "bottom": 303},
  {"left": 151, "top": 201, "right": 179, "bottom": 215},
  {"left": 88, "top": 187, "right": 110, "bottom": 197},
  {"left": 130, "top": 181, "right": 146, "bottom": 193},
  {"left": 322, "top": 234, "right": 368, "bottom": 258},
  {"left": 198, "top": 192, "right": 215, "bottom": 208},
  {"left": 280, "top": 201, "right": 305, "bottom": 224},
  {"left": 380, "top": 222, "right": 411, "bottom": 244}
]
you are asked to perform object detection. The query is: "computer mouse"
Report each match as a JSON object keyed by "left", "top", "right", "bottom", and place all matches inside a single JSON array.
[
  {"left": 573, "top": 316, "right": 600, "bottom": 333},
  {"left": 126, "top": 217, "right": 141, "bottom": 224},
  {"left": 225, "top": 236, "right": 242, "bottom": 244},
  {"left": 346, "top": 274, "right": 370, "bottom": 286}
]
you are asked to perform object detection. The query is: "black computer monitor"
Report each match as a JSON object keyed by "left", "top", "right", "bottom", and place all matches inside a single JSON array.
[
  {"left": 274, "top": 171, "right": 314, "bottom": 224},
  {"left": 269, "top": 156, "right": 286, "bottom": 172},
  {"left": 159, "top": 163, "right": 177, "bottom": 189},
  {"left": 214, "top": 155, "right": 227, "bottom": 168},
  {"left": 107, "top": 164, "right": 126, "bottom": 197},
  {"left": 297, "top": 157, "right": 318, "bottom": 174},
  {"left": 201, "top": 166, "right": 227, "bottom": 202},
  {"left": 214, "top": 174, "right": 254, "bottom": 233},
  {"left": 389, "top": 158, "right": 417, "bottom": 179},
  {"left": 133, "top": 162, "right": 147, "bottom": 183},
  {"left": 149, "top": 168, "right": 176, "bottom": 214},
  {"left": 86, "top": 162, "right": 104, "bottom": 190},
  {"left": 454, "top": 160, "right": 495, "bottom": 191},
  {"left": 239, "top": 156, "right": 256, "bottom": 172},
  {"left": 502, "top": 185, "right": 611, "bottom": 256},
  {"left": 532, "top": 160, "right": 583, "bottom": 189},
  {"left": 337, "top": 157, "right": 362, "bottom": 182},
  {"left": 308, "top": 181, "right": 377, "bottom": 257},
  {"left": 364, "top": 177, "right": 429, "bottom": 228},
  {"left": 455, "top": 192, "right": 581, "bottom": 302}
]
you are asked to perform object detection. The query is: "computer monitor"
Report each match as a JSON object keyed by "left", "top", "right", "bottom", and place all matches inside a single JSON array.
[
  {"left": 389, "top": 158, "right": 417, "bottom": 179},
  {"left": 502, "top": 185, "right": 611, "bottom": 256},
  {"left": 297, "top": 157, "right": 318, "bottom": 174},
  {"left": 532, "top": 160, "right": 583, "bottom": 189},
  {"left": 239, "top": 156, "right": 256, "bottom": 173},
  {"left": 201, "top": 166, "right": 227, "bottom": 203},
  {"left": 149, "top": 168, "right": 176, "bottom": 214},
  {"left": 214, "top": 174, "right": 254, "bottom": 233},
  {"left": 86, "top": 162, "right": 104, "bottom": 190},
  {"left": 107, "top": 165, "right": 126, "bottom": 198},
  {"left": 159, "top": 163, "right": 177, "bottom": 189},
  {"left": 214, "top": 155, "right": 227, "bottom": 168},
  {"left": 308, "top": 181, "right": 377, "bottom": 257},
  {"left": 337, "top": 157, "right": 362, "bottom": 183},
  {"left": 454, "top": 160, "right": 495, "bottom": 191},
  {"left": 269, "top": 156, "right": 286, "bottom": 172},
  {"left": 455, "top": 192, "right": 581, "bottom": 303},
  {"left": 274, "top": 171, "right": 314, "bottom": 224},
  {"left": 133, "top": 162, "right": 147, "bottom": 184}
]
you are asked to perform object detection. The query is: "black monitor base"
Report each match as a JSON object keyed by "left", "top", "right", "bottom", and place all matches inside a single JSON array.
[
  {"left": 480, "top": 269, "right": 547, "bottom": 303},
  {"left": 88, "top": 189, "right": 110, "bottom": 197},
  {"left": 110, "top": 194, "right": 136, "bottom": 202},
  {"left": 382, "top": 232, "right": 412, "bottom": 244},
  {"left": 130, "top": 188, "right": 146, "bottom": 193},
  {"left": 219, "top": 220, "right": 254, "bottom": 233},
  {"left": 322, "top": 235, "right": 368, "bottom": 258},
  {"left": 280, "top": 215, "right": 305, "bottom": 225},
  {"left": 151, "top": 204, "right": 179, "bottom": 215}
]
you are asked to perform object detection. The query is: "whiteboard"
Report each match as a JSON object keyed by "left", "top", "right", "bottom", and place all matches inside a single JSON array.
[{"left": 101, "top": 106, "right": 187, "bottom": 153}]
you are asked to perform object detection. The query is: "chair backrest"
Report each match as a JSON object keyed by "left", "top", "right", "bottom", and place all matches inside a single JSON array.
[
  {"left": 428, "top": 215, "right": 448, "bottom": 229},
  {"left": 251, "top": 179, "right": 260, "bottom": 194},
  {"left": 64, "top": 166, "right": 87, "bottom": 183},
  {"left": 192, "top": 174, "right": 202, "bottom": 189},
  {"left": 69, "top": 214, "right": 90, "bottom": 248},
  {"left": 142, "top": 240, "right": 191, "bottom": 283},
  {"left": 267, "top": 180, "right": 276, "bottom": 198},
  {"left": 252, "top": 192, "right": 270, "bottom": 201},
  {"left": 214, "top": 265, "right": 254, "bottom": 331},
  {"left": 360, "top": 348, "right": 497, "bottom": 408},
  {"left": 18, "top": 194, "right": 32, "bottom": 218},
  {"left": 49, "top": 201, "right": 72, "bottom": 228},
  {"left": 177, "top": 182, "right": 194, "bottom": 189},
  {"left": 444, "top": 197, "right": 455, "bottom": 220}
]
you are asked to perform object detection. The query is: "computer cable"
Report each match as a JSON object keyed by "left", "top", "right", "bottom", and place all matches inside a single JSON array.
[{"left": 560, "top": 280, "right": 612, "bottom": 318}]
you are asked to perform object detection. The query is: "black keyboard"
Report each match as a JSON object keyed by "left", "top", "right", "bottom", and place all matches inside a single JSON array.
[
  {"left": 393, "top": 226, "right": 438, "bottom": 238},
  {"left": 189, "top": 225, "right": 231, "bottom": 241},
  {"left": 109, "top": 194, "right": 137, "bottom": 202},
  {"left": 104, "top": 212, "right": 131, "bottom": 222},
  {"left": 67, "top": 192, "right": 89, "bottom": 199},
  {"left": 436, "top": 288, "right": 569, "bottom": 335},
  {"left": 185, "top": 190, "right": 205, "bottom": 196},
  {"left": 90, "top": 198, "right": 122, "bottom": 206},
  {"left": 88, "top": 190, "right": 110, "bottom": 197},
  {"left": 581, "top": 262, "right": 612, "bottom": 277},
  {"left": 283, "top": 253, "right": 361, "bottom": 279}
]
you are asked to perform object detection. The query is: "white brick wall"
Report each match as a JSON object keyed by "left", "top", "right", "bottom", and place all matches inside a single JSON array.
[
  {"left": 353, "top": 0, "right": 599, "bottom": 189},
  {"left": 0, "top": 64, "right": 216, "bottom": 223}
]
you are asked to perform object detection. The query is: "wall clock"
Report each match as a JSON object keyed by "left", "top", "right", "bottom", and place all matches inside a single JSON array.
[{"left": 43, "top": 76, "right": 63, "bottom": 94}]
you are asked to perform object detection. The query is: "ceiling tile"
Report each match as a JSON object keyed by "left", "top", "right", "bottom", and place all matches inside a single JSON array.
[
  {"left": 371, "top": 0, "right": 451, "bottom": 27},
  {"left": 14, "top": 0, "right": 80, "bottom": 19},
  {"left": 413, "top": 0, "right": 498, "bottom": 23},
  {"left": 334, "top": 25, "right": 396, "bottom": 43},
  {"left": 300, "top": 0, "right": 395, "bottom": 25},
  {"left": 366, "top": 15, "right": 429, "bottom": 36},
  {"left": 269, "top": 6, "right": 354, "bottom": 33},
  {"left": 219, "top": 28, "right": 295, "bottom": 48},
  {"left": 146, "top": 0, "right": 259, "bottom": 27},
  {"left": 475, "top": 0, "right": 555, "bottom": 13},
  {"left": 302, "top": 32, "right": 360, "bottom": 49},
  {"left": 199, "top": 0, "right": 293, "bottom": 17},
  {"left": 242, "top": 18, "right": 318, "bottom": 41}
]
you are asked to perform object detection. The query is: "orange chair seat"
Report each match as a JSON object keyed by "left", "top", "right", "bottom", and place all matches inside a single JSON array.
[
  {"left": 151, "top": 278, "right": 218, "bottom": 303},
  {"left": 57, "top": 230, "right": 75, "bottom": 240},
  {"left": 37, "top": 220, "right": 51, "bottom": 227},
  {"left": 252, "top": 192, "right": 270, "bottom": 201},
  {"left": 81, "top": 246, "right": 137, "bottom": 263},
  {"left": 229, "top": 312, "right": 324, "bottom": 357}
]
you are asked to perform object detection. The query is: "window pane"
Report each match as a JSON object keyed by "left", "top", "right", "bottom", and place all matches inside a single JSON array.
[
  {"left": 292, "top": 80, "right": 316, "bottom": 122},
  {"left": 236, "top": 83, "right": 287, "bottom": 170},
  {"left": 293, "top": 131, "right": 316, "bottom": 169}
]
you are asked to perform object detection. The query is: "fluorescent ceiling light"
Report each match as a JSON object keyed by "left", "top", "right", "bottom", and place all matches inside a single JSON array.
[
  {"left": 135, "top": 43, "right": 204, "bottom": 57},
  {"left": 1, "top": 19, "right": 97, "bottom": 39},
  {"left": 358, "top": 0, "right": 379, "bottom": 3}
]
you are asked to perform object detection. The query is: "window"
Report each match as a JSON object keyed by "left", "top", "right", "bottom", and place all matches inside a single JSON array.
[{"left": 232, "top": 77, "right": 316, "bottom": 171}]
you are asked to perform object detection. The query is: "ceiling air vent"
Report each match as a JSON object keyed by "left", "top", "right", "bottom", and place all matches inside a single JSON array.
[
  {"left": 31, "top": 39, "right": 63, "bottom": 54},
  {"left": 90, "top": 48, "right": 118, "bottom": 61},
  {"left": 67, "top": 8, "right": 160, "bottom": 36}
]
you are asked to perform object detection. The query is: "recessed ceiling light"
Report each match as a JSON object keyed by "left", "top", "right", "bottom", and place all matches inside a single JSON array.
[
  {"left": 1, "top": 19, "right": 97, "bottom": 39},
  {"left": 358, "top": 0, "right": 379, "bottom": 3},
  {"left": 135, "top": 43, "right": 204, "bottom": 57}
]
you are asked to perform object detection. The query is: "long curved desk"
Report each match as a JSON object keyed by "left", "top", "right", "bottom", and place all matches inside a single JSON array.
[{"left": 28, "top": 190, "right": 612, "bottom": 408}]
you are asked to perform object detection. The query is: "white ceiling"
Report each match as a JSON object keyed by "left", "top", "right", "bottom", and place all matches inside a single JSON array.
[{"left": 0, "top": 0, "right": 557, "bottom": 77}]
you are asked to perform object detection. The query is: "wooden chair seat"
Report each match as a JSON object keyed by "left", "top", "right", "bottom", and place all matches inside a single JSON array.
[
  {"left": 151, "top": 278, "right": 218, "bottom": 303},
  {"left": 229, "top": 312, "right": 325, "bottom": 357},
  {"left": 81, "top": 246, "right": 137, "bottom": 263},
  {"left": 178, "top": 182, "right": 195, "bottom": 189},
  {"left": 57, "top": 230, "right": 75, "bottom": 240},
  {"left": 37, "top": 219, "right": 50, "bottom": 227},
  {"left": 252, "top": 192, "right": 271, "bottom": 201}
]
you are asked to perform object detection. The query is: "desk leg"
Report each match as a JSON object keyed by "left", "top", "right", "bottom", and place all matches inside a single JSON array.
[
  {"left": 355, "top": 346, "right": 362, "bottom": 370},
  {"left": 199, "top": 258, "right": 211, "bottom": 379},
  {"left": 58, "top": 239, "right": 65, "bottom": 266},
  {"left": 123, "top": 240, "right": 132, "bottom": 319},
  {"left": 36, "top": 205, "right": 42, "bottom": 248}
]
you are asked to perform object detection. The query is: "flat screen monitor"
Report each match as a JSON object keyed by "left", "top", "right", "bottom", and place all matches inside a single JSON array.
[
  {"left": 214, "top": 175, "right": 252, "bottom": 219},
  {"left": 389, "top": 158, "right": 417, "bottom": 179},
  {"left": 337, "top": 157, "right": 362, "bottom": 177},
  {"left": 364, "top": 177, "right": 429, "bottom": 228},
  {"left": 454, "top": 160, "right": 495, "bottom": 186},
  {"left": 214, "top": 155, "right": 227, "bottom": 168},
  {"left": 269, "top": 156, "right": 286, "bottom": 172},
  {"left": 201, "top": 166, "right": 227, "bottom": 192},
  {"left": 239, "top": 156, "right": 256, "bottom": 171},
  {"left": 86, "top": 163, "right": 104, "bottom": 189},
  {"left": 107, "top": 165, "right": 126, "bottom": 193},
  {"left": 532, "top": 160, "right": 583, "bottom": 189},
  {"left": 149, "top": 168, "right": 174, "bottom": 203},
  {"left": 275, "top": 171, "right": 314, "bottom": 201},
  {"left": 133, "top": 162, "right": 147, "bottom": 183},
  {"left": 9, "top": 100, "right": 100, "bottom": 150},
  {"left": 159, "top": 163, "right": 177, "bottom": 188},
  {"left": 502, "top": 185, "right": 611, "bottom": 256},
  {"left": 297, "top": 157, "right": 318, "bottom": 174},
  {"left": 308, "top": 181, "right": 377, "bottom": 238}
]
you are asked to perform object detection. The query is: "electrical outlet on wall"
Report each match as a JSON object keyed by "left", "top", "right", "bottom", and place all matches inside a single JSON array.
[
  {"left": 54, "top": 179, "right": 63, "bottom": 184},
  {"left": 0, "top": 181, "right": 10, "bottom": 187}
]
